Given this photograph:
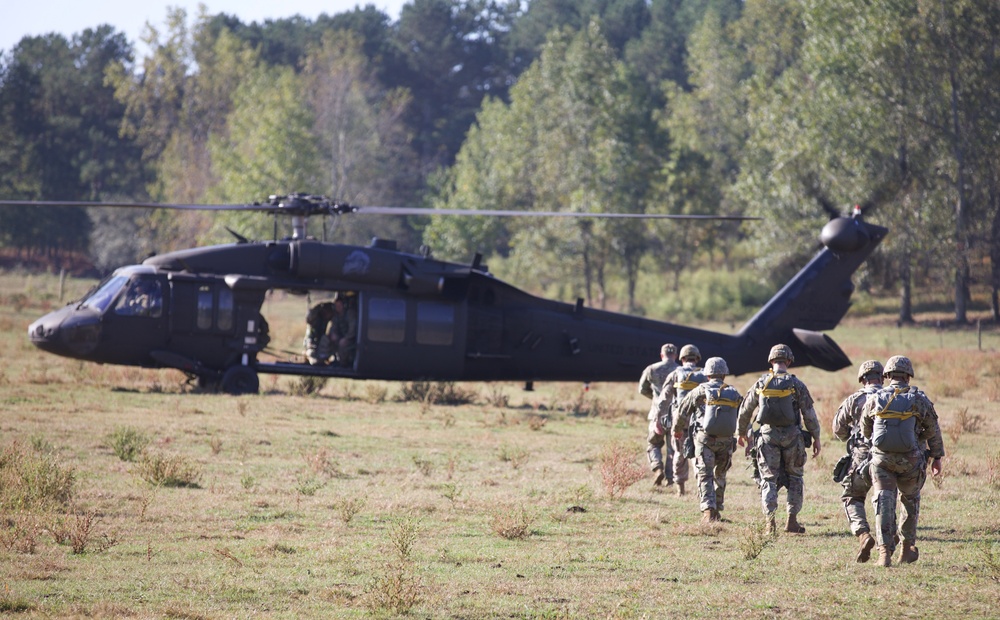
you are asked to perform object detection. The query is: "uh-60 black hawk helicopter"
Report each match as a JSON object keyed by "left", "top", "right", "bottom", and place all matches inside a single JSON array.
[{"left": 5, "top": 194, "right": 886, "bottom": 394}]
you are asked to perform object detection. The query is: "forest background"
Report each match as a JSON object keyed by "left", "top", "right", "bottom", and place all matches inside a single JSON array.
[{"left": 2, "top": 0, "right": 999, "bottom": 326}]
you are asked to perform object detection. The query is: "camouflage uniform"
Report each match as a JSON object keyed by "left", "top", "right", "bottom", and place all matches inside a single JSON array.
[
  {"left": 674, "top": 361, "right": 742, "bottom": 518},
  {"left": 329, "top": 297, "right": 358, "bottom": 367},
  {"left": 832, "top": 362, "right": 883, "bottom": 538},
  {"left": 653, "top": 352, "right": 706, "bottom": 491},
  {"left": 303, "top": 302, "right": 336, "bottom": 365},
  {"left": 861, "top": 356, "right": 944, "bottom": 565},
  {"left": 737, "top": 347, "right": 821, "bottom": 528},
  {"left": 639, "top": 344, "right": 678, "bottom": 480}
]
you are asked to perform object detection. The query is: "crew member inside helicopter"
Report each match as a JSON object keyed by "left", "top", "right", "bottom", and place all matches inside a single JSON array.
[
  {"left": 115, "top": 278, "right": 163, "bottom": 318},
  {"left": 329, "top": 292, "right": 358, "bottom": 367},
  {"left": 303, "top": 292, "right": 358, "bottom": 366}
]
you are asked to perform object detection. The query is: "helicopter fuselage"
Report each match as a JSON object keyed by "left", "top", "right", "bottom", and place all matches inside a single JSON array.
[{"left": 27, "top": 215, "right": 888, "bottom": 393}]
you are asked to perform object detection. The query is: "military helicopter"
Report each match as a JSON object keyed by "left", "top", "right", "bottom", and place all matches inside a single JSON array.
[{"left": 5, "top": 194, "right": 886, "bottom": 394}]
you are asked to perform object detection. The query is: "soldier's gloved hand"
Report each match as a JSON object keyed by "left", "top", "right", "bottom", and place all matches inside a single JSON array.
[{"left": 673, "top": 430, "right": 684, "bottom": 440}]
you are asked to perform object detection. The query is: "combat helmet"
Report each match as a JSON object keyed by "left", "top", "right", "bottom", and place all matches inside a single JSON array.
[
  {"left": 768, "top": 344, "right": 794, "bottom": 364},
  {"left": 679, "top": 344, "right": 701, "bottom": 362},
  {"left": 704, "top": 357, "right": 729, "bottom": 377},
  {"left": 883, "top": 355, "right": 914, "bottom": 378},
  {"left": 857, "top": 360, "right": 883, "bottom": 383}
]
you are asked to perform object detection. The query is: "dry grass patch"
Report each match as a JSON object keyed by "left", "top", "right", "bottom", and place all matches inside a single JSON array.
[
  {"left": 0, "top": 440, "right": 75, "bottom": 511},
  {"left": 598, "top": 440, "right": 645, "bottom": 499},
  {"left": 737, "top": 516, "right": 776, "bottom": 560},
  {"left": 489, "top": 503, "right": 534, "bottom": 540}
]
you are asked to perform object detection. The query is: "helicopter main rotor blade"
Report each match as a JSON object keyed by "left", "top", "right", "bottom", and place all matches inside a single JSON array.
[
  {"left": 0, "top": 200, "right": 263, "bottom": 211},
  {"left": 354, "top": 206, "right": 759, "bottom": 220},
  {"left": 0, "top": 198, "right": 758, "bottom": 220}
]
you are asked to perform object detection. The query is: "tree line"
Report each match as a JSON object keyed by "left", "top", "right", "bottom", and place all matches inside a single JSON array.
[{"left": 1, "top": 0, "right": 998, "bottom": 323}]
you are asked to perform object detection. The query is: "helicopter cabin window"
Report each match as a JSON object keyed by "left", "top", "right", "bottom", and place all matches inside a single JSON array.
[
  {"left": 115, "top": 278, "right": 163, "bottom": 318},
  {"left": 196, "top": 285, "right": 213, "bottom": 330},
  {"left": 217, "top": 287, "right": 234, "bottom": 331},
  {"left": 367, "top": 298, "right": 406, "bottom": 343},
  {"left": 416, "top": 302, "right": 454, "bottom": 346}
]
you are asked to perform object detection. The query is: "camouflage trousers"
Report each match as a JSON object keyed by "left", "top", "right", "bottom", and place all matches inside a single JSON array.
[
  {"left": 670, "top": 433, "right": 690, "bottom": 485},
  {"left": 870, "top": 450, "right": 926, "bottom": 554},
  {"left": 840, "top": 452, "right": 873, "bottom": 536},
  {"left": 756, "top": 425, "right": 806, "bottom": 517},
  {"left": 646, "top": 418, "right": 675, "bottom": 479},
  {"left": 694, "top": 433, "right": 734, "bottom": 512}
]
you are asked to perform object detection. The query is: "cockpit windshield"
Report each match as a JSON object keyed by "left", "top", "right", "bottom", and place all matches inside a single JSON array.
[{"left": 81, "top": 275, "right": 129, "bottom": 312}]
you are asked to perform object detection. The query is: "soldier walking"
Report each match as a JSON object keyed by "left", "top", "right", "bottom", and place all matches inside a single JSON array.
[
  {"left": 861, "top": 355, "right": 944, "bottom": 567},
  {"left": 832, "top": 360, "right": 883, "bottom": 562},
  {"left": 639, "top": 344, "right": 679, "bottom": 486},
  {"left": 652, "top": 344, "right": 707, "bottom": 496},
  {"left": 673, "top": 357, "right": 742, "bottom": 524},
  {"left": 738, "top": 344, "right": 822, "bottom": 534}
]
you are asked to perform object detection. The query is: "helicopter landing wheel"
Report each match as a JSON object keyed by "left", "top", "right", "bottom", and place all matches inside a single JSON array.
[{"left": 220, "top": 365, "right": 259, "bottom": 395}]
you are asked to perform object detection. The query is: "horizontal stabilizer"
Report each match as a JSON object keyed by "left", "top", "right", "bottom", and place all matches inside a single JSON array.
[{"left": 792, "top": 328, "right": 851, "bottom": 372}]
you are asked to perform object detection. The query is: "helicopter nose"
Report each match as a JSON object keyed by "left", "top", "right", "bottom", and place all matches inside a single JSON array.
[{"left": 28, "top": 306, "right": 101, "bottom": 358}]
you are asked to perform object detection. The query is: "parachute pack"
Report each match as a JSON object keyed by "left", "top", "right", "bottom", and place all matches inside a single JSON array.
[
  {"left": 871, "top": 387, "right": 921, "bottom": 453},
  {"left": 755, "top": 372, "right": 798, "bottom": 427}
]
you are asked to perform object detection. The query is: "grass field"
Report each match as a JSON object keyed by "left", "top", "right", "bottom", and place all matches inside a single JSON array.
[{"left": 1, "top": 270, "right": 999, "bottom": 618}]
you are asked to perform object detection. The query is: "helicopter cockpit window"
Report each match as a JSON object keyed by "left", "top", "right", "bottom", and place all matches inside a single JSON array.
[
  {"left": 114, "top": 278, "right": 163, "bottom": 318},
  {"left": 367, "top": 298, "right": 406, "bottom": 343},
  {"left": 416, "top": 302, "right": 454, "bottom": 346},
  {"left": 83, "top": 275, "right": 129, "bottom": 312},
  {"left": 218, "top": 287, "right": 234, "bottom": 331},
  {"left": 196, "top": 285, "right": 213, "bottom": 330}
]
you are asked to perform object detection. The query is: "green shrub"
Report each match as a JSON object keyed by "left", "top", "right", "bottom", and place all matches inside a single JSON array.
[
  {"left": 135, "top": 451, "right": 202, "bottom": 488},
  {"left": 106, "top": 426, "right": 150, "bottom": 462},
  {"left": 0, "top": 441, "right": 75, "bottom": 510}
]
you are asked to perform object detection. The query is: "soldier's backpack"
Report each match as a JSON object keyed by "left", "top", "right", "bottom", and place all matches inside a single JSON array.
[
  {"left": 755, "top": 372, "right": 798, "bottom": 427},
  {"left": 870, "top": 387, "right": 921, "bottom": 453},
  {"left": 671, "top": 368, "right": 707, "bottom": 416},
  {"left": 701, "top": 383, "right": 742, "bottom": 437}
]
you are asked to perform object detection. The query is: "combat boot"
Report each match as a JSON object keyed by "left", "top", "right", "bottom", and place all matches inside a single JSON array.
[
  {"left": 900, "top": 543, "right": 919, "bottom": 564},
  {"left": 876, "top": 546, "right": 891, "bottom": 567},
  {"left": 711, "top": 508, "right": 721, "bottom": 522},
  {"left": 784, "top": 514, "right": 805, "bottom": 534},
  {"left": 765, "top": 513, "right": 777, "bottom": 536},
  {"left": 676, "top": 481, "right": 685, "bottom": 496},
  {"left": 652, "top": 467, "right": 665, "bottom": 487},
  {"left": 855, "top": 532, "right": 876, "bottom": 563},
  {"left": 701, "top": 509, "right": 714, "bottom": 525}
]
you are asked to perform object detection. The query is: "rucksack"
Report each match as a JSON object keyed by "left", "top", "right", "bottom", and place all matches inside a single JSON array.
[
  {"left": 755, "top": 372, "right": 798, "bottom": 427},
  {"left": 701, "top": 383, "right": 741, "bottom": 437},
  {"left": 870, "top": 387, "right": 921, "bottom": 453}
]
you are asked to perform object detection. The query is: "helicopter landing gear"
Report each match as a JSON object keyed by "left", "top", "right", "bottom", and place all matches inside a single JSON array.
[
  {"left": 220, "top": 365, "right": 259, "bottom": 395},
  {"left": 195, "top": 374, "right": 219, "bottom": 391}
]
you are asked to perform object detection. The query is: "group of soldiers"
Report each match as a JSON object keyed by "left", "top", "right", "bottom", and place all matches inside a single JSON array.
[{"left": 639, "top": 342, "right": 944, "bottom": 568}]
